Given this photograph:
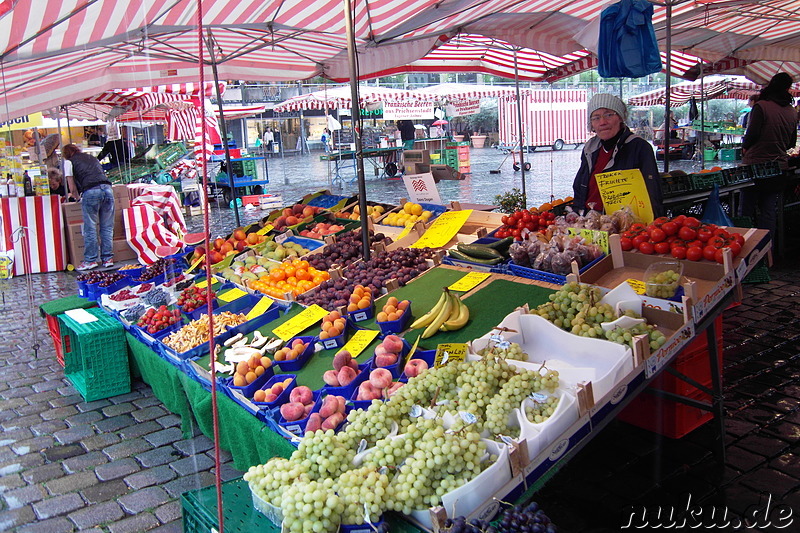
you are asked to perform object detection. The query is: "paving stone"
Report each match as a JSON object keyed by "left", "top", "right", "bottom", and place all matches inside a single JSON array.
[
  {"left": 15, "top": 402, "right": 51, "bottom": 417},
  {"left": 771, "top": 453, "right": 800, "bottom": 479},
  {"left": 162, "top": 472, "right": 216, "bottom": 498},
  {"left": 726, "top": 418, "right": 758, "bottom": 438},
  {"left": 117, "top": 420, "right": 161, "bottom": 440},
  {"left": 214, "top": 461, "right": 245, "bottom": 482},
  {"left": 0, "top": 472, "right": 25, "bottom": 491},
  {"left": 170, "top": 453, "right": 215, "bottom": 476},
  {"left": 154, "top": 500, "right": 182, "bottom": 524},
  {"left": 45, "top": 471, "right": 99, "bottom": 495},
  {"left": 16, "top": 516, "right": 75, "bottom": 533},
  {"left": 172, "top": 434, "right": 214, "bottom": 456},
  {"left": 101, "top": 402, "right": 136, "bottom": 417},
  {"left": 62, "top": 450, "right": 108, "bottom": 474},
  {"left": 93, "top": 414, "right": 136, "bottom": 433},
  {"left": 156, "top": 413, "right": 181, "bottom": 429},
  {"left": 135, "top": 446, "right": 180, "bottom": 468},
  {"left": 132, "top": 396, "right": 163, "bottom": 409},
  {"left": 762, "top": 421, "right": 800, "bottom": 443},
  {"left": 80, "top": 432, "right": 121, "bottom": 452},
  {"left": 64, "top": 410, "right": 104, "bottom": 426},
  {"left": 131, "top": 406, "right": 168, "bottom": 423},
  {"left": 739, "top": 468, "right": 800, "bottom": 498},
  {"left": 739, "top": 406, "right": 783, "bottom": 426},
  {"left": 117, "top": 486, "right": 170, "bottom": 514},
  {"left": 80, "top": 479, "right": 130, "bottom": 505},
  {"left": 124, "top": 465, "right": 177, "bottom": 490},
  {"left": 108, "top": 391, "right": 144, "bottom": 404},
  {"left": 75, "top": 399, "right": 112, "bottom": 413},
  {"left": 53, "top": 424, "right": 96, "bottom": 445},
  {"left": 149, "top": 521, "right": 183, "bottom": 533},
  {"left": 30, "top": 419, "right": 69, "bottom": 437},
  {"left": 2, "top": 484, "right": 46, "bottom": 509},
  {"left": 726, "top": 446, "right": 767, "bottom": 473},
  {"left": 103, "top": 437, "right": 153, "bottom": 461},
  {"left": 12, "top": 436, "right": 54, "bottom": 455},
  {"left": 1, "top": 451, "right": 45, "bottom": 472},
  {"left": 67, "top": 500, "right": 125, "bottom": 530},
  {"left": 0, "top": 505, "right": 36, "bottom": 531},
  {"left": 31, "top": 492, "right": 85, "bottom": 520},
  {"left": 43, "top": 444, "right": 84, "bottom": 463},
  {"left": 40, "top": 405, "right": 79, "bottom": 421},
  {"left": 144, "top": 427, "right": 183, "bottom": 448},
  {"left": 21, "top": 463, "right": 64, "bottom": 484},
  {"left": 106, "top": 512, "right": 160, "bottom": 533},
  {"left": 47, "top": 394, "right": 83, "bottom": 408},
  {"left": 737, "top": 433, "right": 791, "bottom": 458},
  {"left": 95, "top": 458, "right": 140, "bottom": 481}
]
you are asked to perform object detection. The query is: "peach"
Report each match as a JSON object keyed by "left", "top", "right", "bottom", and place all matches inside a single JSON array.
[
  {"left": 323, "top": 370, "right": 340, "bottom": 387},
  {"left": 404, "top": 359, "right": 429, "bottom": 378},
  {"left": 369, "top": 368, "right": 393, "bottom": 389},
  {"left": 280, "top": 402, "right": 305, "bottom": 422},
  {"left": 375, "top": 353, "right": 398, "bottom": 368},
  {"left": 236, "top": 361, "right": 249, "bottom": 375},
  {"left": 348, "top": 359, "right": 359, "bottom": 371},
  {"left": 335, "top": 395, "right": 347, "bottom": 414},
  {"left": 253, "top": 389, "right": 266, "bottom": 402},
  {"left": 233, "top": 374, "right": 246, "bottom": 387},
  {"left": 357, "top": 381, "right": 380, "bottom": 401},
  {"left": 292, "top": 204, "right": 305, "bottom": 216},
  {"left": 264, "top": 392, "right": 278, "bottom": 403},
  {"left": 319, "top": 396, "right": 338, "bottom": 418},
  {"left": 333, "top": 350, "right": 352, "bottom": 372},
  {"left": 337, "top": 365, "right": 358, "bottom": 387},
  {"left": 383, "top": 335, "right": 404, "bottom": 354},
  {"left": 374, "top": 344, "right": 389, "bottom": 358},
  {"left": 305, "top": 413, "right": 323, "bottom": 434},
  {"left": 303, "top": 403, "right": 314, "bottom": 418},
  {"left": 270, "top": 383, "right": 284, "bottom": 395},
  {"left": 387, "top": 382, "right": 404, "bottom": 397},
  {"left": 292, "top": 338, "right": 305, "bottom": 348},
  {"left": 322, "top": 412, "right": 344, "bottom": 431},
  {"left": 290, "top": 386, "right": 313, "bottom": 405}
]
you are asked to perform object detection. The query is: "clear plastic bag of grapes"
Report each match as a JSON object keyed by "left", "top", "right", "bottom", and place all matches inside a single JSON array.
[
  {"left": 509, "top": 241, "right": 531, "bottom": 266},
  {"left": 549, "top": 251, "right": 571, "bottom": 275}
]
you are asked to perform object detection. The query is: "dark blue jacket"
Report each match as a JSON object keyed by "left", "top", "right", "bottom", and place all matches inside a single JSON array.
[{"left": 572, "top": 127, "right": 663, "bottom": 217}]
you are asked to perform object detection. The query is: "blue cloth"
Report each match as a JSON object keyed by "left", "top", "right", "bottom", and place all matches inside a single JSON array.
[
  {"left": 598, "top": 0, "right": 661, "bottom": 78},
  {"left": 81, "top": 184, "right": 115, "bottom": 263}
]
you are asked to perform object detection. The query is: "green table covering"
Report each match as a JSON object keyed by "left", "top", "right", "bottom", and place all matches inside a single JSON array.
[{"left": 39, "top": 294, "right": 96, "bottom": 317}]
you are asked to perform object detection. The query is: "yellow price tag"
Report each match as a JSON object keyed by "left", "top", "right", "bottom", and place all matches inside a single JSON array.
[
  {"left": 272, "top": 304, "right": 328, "bottom": 341},
  {"left": 434, "top": 343, "right": 468, "bottom": 367},
  {"left": 410, "top": 210, "right": 472, "bottom": 249},
  {"left": 396, "top": 224, "right": 413, "bottom": 241},
  {"left": 186, "top": 254, "right": 205, "bottom": 273},
  {"left": 247, "top": 297, "right": 274, "bottom": 320},
  {"left": 218, "top": 288, "right": 248, "bottom": 302},
  {"left": 595, "top": 169, "right": 654, "bottom": 223},
  {"left": 626, "top": 278, "right": 646, "bottom": 295},
  {"left": 195, "top": 279, "right": 209, "bottom": 289},
  {"left": 567, "top": 228, "right": 610, "bottom": 255},
  {"left": 256, "top": 224, "right": 274, "bottom": 236},
  {"left": 340, "top": 329, "right": 380, "bottom": 359},
  {"left": 448, "top": 272, "right": 490, "bottom": 292}
]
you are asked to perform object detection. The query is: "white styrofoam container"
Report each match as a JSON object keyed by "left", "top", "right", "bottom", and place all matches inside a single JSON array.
[{"left": 515, "top": 390, "right": 579, "bottom": 461}]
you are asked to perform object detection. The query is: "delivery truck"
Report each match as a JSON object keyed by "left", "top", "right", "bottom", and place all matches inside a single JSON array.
[{"left": 498, "top": 89, "right": 590, "bottom": 154}]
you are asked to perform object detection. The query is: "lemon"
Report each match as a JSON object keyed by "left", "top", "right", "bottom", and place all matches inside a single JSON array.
[
  {"left": 404, "top": 202, "right": 414, "bottom": 214},
  {"left": 421, "top": 210, "right": 432, "bottom": 220},
  {"left": 411, "top": 203, "right": 423, "bottom": 216}
]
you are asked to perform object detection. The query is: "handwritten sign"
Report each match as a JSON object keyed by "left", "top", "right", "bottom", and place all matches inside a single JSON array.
[
  {"left": 246, "top": 297, "right": 273, "bottom": 320},
  {"left": 595, "top": 169, "right": 654, "bottom": 223},
  {"left": 448, "top": 272, "right": 490, "bottom": 292},
  {"left": 411, "top": 210, "right": 472, "bottom": 249},
  {"left": 567, "top": 228, "right": 610, "bottom": 255},
  {"left": 218, "top": 288, "right": 248, "bottom": 302},
  {"left": 340, "top": 329, "right": 380, "bottom": 358},
  {"left": 434, "top": 343, "right": 468, "bottom": 367},
  {"left": 272, "top": 304, "right": 328, "bottom": 341},
  {"left": 626, "top": 278, "right": 646, "bottom": 295},
  {"left": 256, "top": 224, "right": 274, "bottom": 236}
]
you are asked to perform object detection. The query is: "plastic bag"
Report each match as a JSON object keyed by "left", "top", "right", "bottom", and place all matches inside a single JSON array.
[
  {"left": 702, "top": 184, "right": 734, "bottom": 226},
  {"left": 598, "top": 0, "right": 662, "bottom": 78}
]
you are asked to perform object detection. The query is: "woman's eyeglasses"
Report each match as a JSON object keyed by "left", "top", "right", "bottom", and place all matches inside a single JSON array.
[{"left": 590, "top": 112, "right": 618, "bottom": 122}]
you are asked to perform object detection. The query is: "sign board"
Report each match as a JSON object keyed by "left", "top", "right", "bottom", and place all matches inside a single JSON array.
[
  {"left": 382, "top": 101, "right": 435, "bottom": 121},
  {"left": 402, "top": 173, "right": 441, "bottom": 204},
  {"left": 0, "top": 113, "right": 43, "bottom": 130},
  {"left": 595, "top": 169, "right": 654, "bottom": 223},
  {"left": 449, "top": 99, "right": 481, "bottom": 117}
]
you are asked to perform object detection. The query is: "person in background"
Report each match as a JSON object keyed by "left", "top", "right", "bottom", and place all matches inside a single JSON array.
[
  {"left": 86, "top": 128, "right": 103, "bottom": 147},
  {"left": 572, "top": 93, "right": 663, "bottom": 216},
  {"left": 321, "top": 128, "right": 331, "bottom": 153},
  {"left": 398, "top": 120, "right": 416, "bottom": 150},
  {"left": 47, "top": 167, "right": 65, "bottom": 197},
  {"left": 740, "top": 95, "right": 758, "bottom": 128},
  {"left": 63, "top": 144, "right": 115, "bottom": 270},
  {"left": 97, "top": 131, "right": 131, "bottom": 170},
  {"left": 741, "top": 72, "right": 798, "bottom": 240},
  {"left": 263, "top": 127, "right": 274, "bottom": 153}
]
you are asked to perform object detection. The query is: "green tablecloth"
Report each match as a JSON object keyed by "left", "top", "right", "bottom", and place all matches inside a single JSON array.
[
  {"left": 126, "top": 333, "right": 294, "bottom": 471},
  {"left": 39, "top": 295, "right": 96, "bottom": 317}
]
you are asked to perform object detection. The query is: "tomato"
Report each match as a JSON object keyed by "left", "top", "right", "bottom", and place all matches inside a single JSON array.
[
  {"left": 712, "top": 228, "right": 729, "bottom": 238},
  {"left": 521, "top": 211, "right": 531, "bottom": 222},
  {"left": 632, "top": 234, "right": 649, "bottom": 247},
  {"left": 727, "top": 242, "right": 742, "bottom": 257},
  {"left": 511, "top": 228, "right": 522, "bottom": 240},
  {"left": 494, "top": 229, "right": 506, "bottom": 239},
  {"left": 538, "top": 216, "right": 548, "bottom": 227},
  {"left": 630, "top": 222, "right": 647, "bottom": 234},
  {"left": 650, "top": 228, "right": 667, "bottom": 243},
  {"left": 653, "top": 216, "right": 670, "bottom": 227},
  {"left": 638, "top": 241, "right": 655, "bottom": 254},
  {"left": 703, "top": 246, "right": 718, "bottom": 261},
  {"left": 710, "top": 236, "right": 727, "bottom": 249},
  {"left": 686, "top": 246, "right": 703, "bottom": 261},
  {"left": 733, "top": 233, "right": 745, "bottom": 246},
  {"left": 661, "top": 221, "right": 678, "bottom": 236},
  {"left": 654, "top": 242, "right": 671, "bottom": 254},
  {"left": 620, "top": 237, "right": 634, "bottom": 251},
  {"left": 673, "top": 214, "right": 687, "bottom": 226},
  {"left": 544, "top": 211, "right": 556, "bottom": 221},
  {"left": 671, "top": 245, "right": 687, "bottom": 260},
  {"left": 524, "top": 220, "right": 536, "bottom": 231},
  {"left": 501, "top": 216, "right": 510, "bottom": 225},
  {"left": 683, "top": 216, "right": 701, "bottom": 229},
  {"left": 621, "top": 230, "right": 635, "bottom": 240},
  {"left": 678, "top": 226, "right": 697, "bottom": 241},
  {"left": 689, "top": 239, "right": 704, "bottom": 249},
  {"left": 697, "top": 228, "right": 713, "bottom": 242},
  {"left": 714, "top": 249, "right": 725, "bottom": 264}
]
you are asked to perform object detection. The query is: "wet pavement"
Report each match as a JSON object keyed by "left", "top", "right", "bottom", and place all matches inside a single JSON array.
[{"left": 0, "top": 148, "right": 796, "bottom": 532}]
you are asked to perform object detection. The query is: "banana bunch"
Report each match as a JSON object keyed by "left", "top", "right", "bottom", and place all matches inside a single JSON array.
[{"left": 410, "top": 288, "right": 470, "bottom": 339}]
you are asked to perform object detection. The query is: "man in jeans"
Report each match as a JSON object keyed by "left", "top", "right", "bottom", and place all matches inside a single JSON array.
[{"left": 63, "top": 144, "right": 115, "bottom": 270}]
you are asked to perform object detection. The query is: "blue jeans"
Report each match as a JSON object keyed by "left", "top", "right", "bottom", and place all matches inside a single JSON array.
[{"left": 81, "top": 184, "right": 115, "bottom": 263}]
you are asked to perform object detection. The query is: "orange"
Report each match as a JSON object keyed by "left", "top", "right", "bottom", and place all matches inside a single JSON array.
[
  {"left": 296, "top": 260, "right": 309, "bottom": 270},
  {"left": 295, "top": 268, "right": 310, "bottom": 281},
  {"left": 270, "top": 269, "right": 286, "bottom": 282},
  {"left": 283, "top": 265, "right": 296, "bottom": 277},
  {"left": 286, "top": 276, "right": 298, "bottom": 286}
]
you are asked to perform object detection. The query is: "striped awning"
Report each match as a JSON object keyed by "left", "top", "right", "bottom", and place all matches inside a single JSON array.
[
  {"left": 626, "top": 77, "right": 800, "bottom": 107},
  {"left": 273, "top": 86, "right": 412, "bottom": 112}
]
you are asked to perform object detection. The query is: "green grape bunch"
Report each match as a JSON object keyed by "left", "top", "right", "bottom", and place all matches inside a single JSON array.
[{"left": 645, "top": 269, "right": 681, "bottom": 299}]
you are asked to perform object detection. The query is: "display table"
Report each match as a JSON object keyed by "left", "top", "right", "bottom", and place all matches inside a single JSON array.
[
  {"left": 320, "top": 146, "right": 402, "bottom": 183},
  {"left": 0, "top": 195, "right": 66, "bottom": 275}
]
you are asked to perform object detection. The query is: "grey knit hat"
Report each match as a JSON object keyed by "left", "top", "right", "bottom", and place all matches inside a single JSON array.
[{"left": 587, "top": 93, "right": 628, "bottom": 130}]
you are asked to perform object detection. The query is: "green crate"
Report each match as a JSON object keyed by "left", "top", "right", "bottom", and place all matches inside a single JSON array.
[
  {"left": 181, "top": 479, "right": 271, "bottom": 533},
  {"left": 689, "top": 171, "right": 725, "bottom": 191},
  {"left": 660, "top": 173, "right": 691, "bottom": 197},
  {"left": 58, "top": 308, "right": 130, "bottom": 402},
  {"left": 751, "top": 161, "right": 782, "bottom": 179},
  {"left": 154, "top": 142, "right": 188, "bottom": 169},
  {"left": 703, "top": 149, "right": 717, "bottom": 161},
  {"left": 722, "top": 166, "right": 752, "bottom": 185},
  {"left": 719, "top": 148, "right": 739, "bottom": 161}
]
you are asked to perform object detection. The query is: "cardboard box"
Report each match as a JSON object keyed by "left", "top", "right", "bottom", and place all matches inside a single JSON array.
[
  {"left": 403, "top": 149, "right": 430, "bottom": 164},
  {"left": 62, "top": 201, "right": 84, "bottom": 225},
  {"left": 112, "top": 238, "right": 137, "bottom": 262},
  {"left": 65, "top": 223, "right": 133, "bottom": 264},
  {"left": 430, "top": 164, "right": 464, "bottom": 181}
]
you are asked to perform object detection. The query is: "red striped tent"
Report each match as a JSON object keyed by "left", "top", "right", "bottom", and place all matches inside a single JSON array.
[
  {"left": 627, "top": 77, "right": 800, "bottom": 107},
  {"left": 273, "top": 86, "right": 413, "bottom": 112}
]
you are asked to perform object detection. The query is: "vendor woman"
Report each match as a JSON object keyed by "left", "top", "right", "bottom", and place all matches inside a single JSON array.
[{"left": 572, "top": 93, "right": 663, "bottom": 216}]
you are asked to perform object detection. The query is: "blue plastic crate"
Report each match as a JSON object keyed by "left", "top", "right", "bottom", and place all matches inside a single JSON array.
[
  {"left": 278, "top": 390, "right": 323, "bottom": 435},
  {"left": 508, "top": 253, "right": 604, "bottom": 285},
  {"left": 347, "top": 303, "right": 374, "bottom": 323},
  {"left": 283, "top": 236, "right": 325, "bottom": 254},
  {"left": 369, "top": 337, "right": 411, "bottom": 379},
  {"left": 306, "top": 193, "right": 350, "bottom": 209},
  {"left": 275, "top": 336, "right": 316, "bottom": 372},
  {"left": 418, "top": 202, "right": 448, "bottom": 222},
  {"left": 76, "top": 280, "right": 89, "bottom": 298},
  {"left": 224, "top": 365, "right": 275, "bottom": 402},
  {"left": 319, "top": 320, "right": 350, "bottom": 350},
  {"left": 377, "top": 302, "right": 412, "bottom": 334}
]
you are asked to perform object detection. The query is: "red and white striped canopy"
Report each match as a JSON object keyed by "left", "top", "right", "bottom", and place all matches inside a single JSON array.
[
  {"left": 273, "top": 86, "right": 412, "bottom": 112},
  {"left": 626, "top": 77, "right": 800, "bottom": 107}
]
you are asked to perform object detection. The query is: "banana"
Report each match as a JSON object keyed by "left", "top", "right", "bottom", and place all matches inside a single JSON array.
[
  {"left": 441, "top": 295, "right": 470, "bottom": 331},
  {"left": 410, "top": 289, "right": 449, "bottom": 330},
  {"left": 421, "top": 289, "right": 454, "bottom": 339}
]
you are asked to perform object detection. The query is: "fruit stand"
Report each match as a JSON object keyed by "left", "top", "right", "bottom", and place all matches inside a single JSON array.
[{"left": 44, "top": 189, "right": 773, "bottom": 533}]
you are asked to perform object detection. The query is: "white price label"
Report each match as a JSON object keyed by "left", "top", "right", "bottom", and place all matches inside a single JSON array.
[
  {"left": 410, "top": 405, "right": 423, "bottom": 418},
  {"left": 459, "top": 411, "right": 478, "bottom": 425},
  {"left": 357, "top": 439, "right": 368, "bottom": 454},
  {"left": 530, "top": 392, "right": 548, "bottom": 403}
]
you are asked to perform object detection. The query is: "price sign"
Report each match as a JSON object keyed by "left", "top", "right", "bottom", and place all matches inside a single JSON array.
[
  {"left": 566, "top": 228, "right": 610, "bottom": 255},
  {"left": 340, "top": 329, "right": 380, "bottom": 358},
  {"left": 410, "top": 210, "right": 473, "bottom": 249},
  {"left": 256, "top": 224, "right": 274, "bottom": 236},
  {"left": 626, "top": 278, "right": 646, "bottom": 295},
  {"left": 434, "top": 343, "right": 468, "bottom": 367},
  {"left": 275, "top": 231, "right": 292, "bottom": 244},
  {"left": 218, "top": 288, "right": 248, "bottom": 302},
  {"left": 272, "top": 304, "right": 328, "bottom": 341},
  {"left": 246, "top": 297, "right": 273, "bottom": 320},
  {"left": 595, "top": 169, "right": 654, "bottom": 223},
  {"left": 186, "top": 254, "right": 205, "bottom": 273},
  {"left": 195, "top": 278, "right": 209, "bottom": 289},
  {"left": 396, "top": 224, "right": 413, "bottom": 241},
  {"left": 448, "top": 271, "right": 490, "bottom": 292}
]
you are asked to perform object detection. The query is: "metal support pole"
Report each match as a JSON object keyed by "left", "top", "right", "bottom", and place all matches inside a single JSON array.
[
  {"left": 663, "top": 1, "right": 673, "bottom": 173},
  {"left": 514, "top": 49, "right": 527, "bottom": 208}
]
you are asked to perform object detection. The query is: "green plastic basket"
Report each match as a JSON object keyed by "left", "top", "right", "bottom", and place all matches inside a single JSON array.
[
  {"left": 58, "top": 308, "right": 130, "bottom": 402},
  {"left": 181, "top": 479, "right": 271, "bottom": 533},
  {"left": 689, "top": 171, "right": 725, "bottom": 191}
]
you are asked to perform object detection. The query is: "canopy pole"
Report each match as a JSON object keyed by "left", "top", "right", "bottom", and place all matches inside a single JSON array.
[
  {"left": 64, "top": 106, "right": 74, "bottom": 145},
  {"left": 514, "top": 49, "right": 527, "bottom": 208},
  {"left": 663, "top": 1, "right": 673, "bottom": 173},
  {"left": 344, "top": 0, "right": 370, "bottom": 260},
  {"left": 207, "top": 30, "right": 240, "bottom": 227}
]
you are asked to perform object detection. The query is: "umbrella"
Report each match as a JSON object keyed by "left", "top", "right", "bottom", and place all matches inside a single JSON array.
[{"left": 432, "top": 119, "right": 449, "bottom": 126}]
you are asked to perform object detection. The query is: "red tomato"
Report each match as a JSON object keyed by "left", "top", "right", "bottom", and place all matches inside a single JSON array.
[
  {"left": 673, "top": 214, "right": 687, "bottom": 226},
  {"left": 501, "top": 215, "right": 510, "bottom": 225},
  {"left": 638, "top": 241, "right": 655, "bottom": 254},
  {"left": 686, "top": 246, "right": 703, "bottom": 261},
  {"left": 688, "top": 240, "right": 704, "bottom": 249},
  {"left": 697, "top": 228, "right": 713, "bottom": 242},
  {"left": 621, "top": 230, "right": 634, "bottom": 240},
  {"left": 538, "top": 216, "right": 548, "bottom": 227},
  {"left": 521, "top": 211, "right": 531, "bottom": 222},
  {"left": 733, "top": 233, "right": 745, "bottom": 246},
  {"left": 544, "top": 211, "right": 556, "bottom": 221},
  {"left": 679, "top": 226, "right": 697, "bottom": 241},
  {"left": 710, "top": 236, "right": 727, "bottom": 249},
  {"left": 713, "top": 228, "right": 729, "bottom": 238},
  {"left": 654, "top": 242, "right": 671, "bottom": 254},
  {"left": 714, "top": 249, "right": 725, "bottom": 264},
  {"left": 661, "top": 221, "right": 678, "bottom": 236},
  {"left": 703, "top": 246, "right": 718, "bottom": 261},
  {"left": 653, "top": 216, "right": 670, "bottom": 227},
  {"left": 511, "top": 228, "right": 522, "bottom": 240},
  {"left": 632, "top": 234, "right": 649, "bottom": 247},
  {"left": 524, "top": 220, "right": 536, "bottom": 231},
  {"left": 671, "top": 246, "right": 687, "bottom": 260},
  {"left": 727, "top": 242, "right": 742, "bottom": 257},
  {"left": 630, "top": 222, "right": 647, "bottom": 234},
  {"left": 620, "top": 237, "right": 633, "bottom": 251},
  {"left": 683, "top": 217, "right": 701, "bottom": 229},
  {"left": 650, "top": 228, "right": 667, "bottom": 243}
]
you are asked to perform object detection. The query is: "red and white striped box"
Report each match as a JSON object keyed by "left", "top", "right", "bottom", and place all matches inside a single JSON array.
[{"left": 0, "top": 196, "right": 66, "bottom": 276}]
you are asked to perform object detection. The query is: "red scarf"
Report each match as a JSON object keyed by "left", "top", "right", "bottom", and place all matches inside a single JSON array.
[{"left": 586, "top": 146, "right": 613, "bottom": 212}]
